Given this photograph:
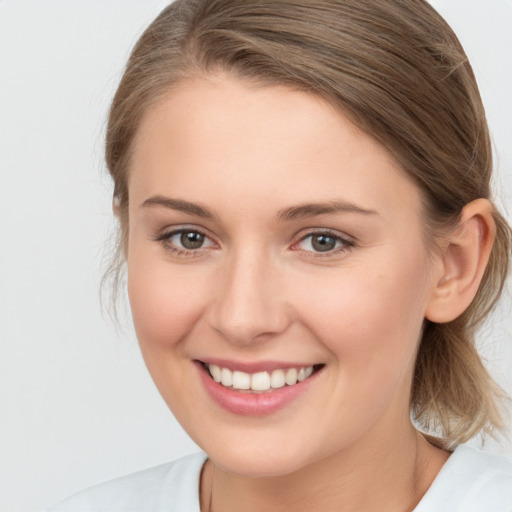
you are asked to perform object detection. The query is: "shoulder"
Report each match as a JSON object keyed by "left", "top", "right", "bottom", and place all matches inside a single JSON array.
[
  {"left": 46, "top": 452, "right": 207, "bottom": 512},
  {"left": 415, "top": 444, "right": 512, "bottom": 512}
]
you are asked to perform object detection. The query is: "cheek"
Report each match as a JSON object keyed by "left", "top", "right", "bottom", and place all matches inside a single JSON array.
[
  {"left": 127, "top": 258, "right": 214, "bottom": 418},
  {"left": 292, "top": 255, "right": 429, "bottom": 377},
  {"left": 127, "top": 253, "right": 210, "bottom": 354},
  {"left": 287, "top": 258, "right": 430, "bottom": 443}
]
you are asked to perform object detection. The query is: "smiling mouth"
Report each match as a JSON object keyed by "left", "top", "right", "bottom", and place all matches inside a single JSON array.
[{"left": 199, "top": 362, "right": 325, "bottom": 393}]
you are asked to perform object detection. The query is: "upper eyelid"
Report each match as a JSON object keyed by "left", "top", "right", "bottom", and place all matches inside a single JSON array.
[
  {"left": 153, "top": 226, "right": 213, "bottom": 249},
  {"left": 155, "top": 224, "right": 212, "bottom": 240},
  {"left": 295, "top": 227, "right": 354, "bottom": 243},
  {"left": 291, "top": 229, "right": 355, "bottom": 255},
  {"left": 154, "top": 227, "right": 217, "bottom": 256}
]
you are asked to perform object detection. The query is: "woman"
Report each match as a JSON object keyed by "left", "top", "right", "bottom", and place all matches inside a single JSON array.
[{"left": 49, "top": 0, "right": 512, "bottom": 510}]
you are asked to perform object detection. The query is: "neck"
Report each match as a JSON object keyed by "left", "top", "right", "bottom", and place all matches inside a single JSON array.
[{"left": 201, "top": 423, "right": 449, "bottom": 512}]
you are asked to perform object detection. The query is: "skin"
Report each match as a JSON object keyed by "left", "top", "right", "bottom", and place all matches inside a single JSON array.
[{"left": 125, "top": 73, "right": 494, "bottom": 511}]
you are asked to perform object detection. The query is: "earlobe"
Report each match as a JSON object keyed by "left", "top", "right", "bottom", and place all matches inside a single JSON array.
[
  {"left": 112, "top": 196, "right": 121, "bottom": 217},
  {"left": 425, "top": 198, "right": 495, "bottom": 323}
]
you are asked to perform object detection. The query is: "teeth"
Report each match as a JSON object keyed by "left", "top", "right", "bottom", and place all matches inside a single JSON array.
[
  {"left": 209, "top": 364, "right": 221, "bottom": 383},
  {"left": 232, "top": 371, "right": 251, "bottom": 390},
  {"left": 251, "top": 371, "right": 270, "bottom": 391},
  {"left": 221, "top": 367, "right": 233, "bottom": 387},
  {"left": 270, "top": 369, "right": 285, "bottom": 389},
  {"left": 285, "top": 368, "right": 298, "bottom": 386},
  {"left": 207, "top": 364, "right": 316, "bottom": 391}
]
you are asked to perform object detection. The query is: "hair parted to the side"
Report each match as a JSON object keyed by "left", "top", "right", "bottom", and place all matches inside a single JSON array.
[{"left": 104, "top": 0, "right": 511, "bottom": 447}]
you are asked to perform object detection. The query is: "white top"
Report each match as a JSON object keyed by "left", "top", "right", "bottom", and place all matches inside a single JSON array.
[{"left": 48, "top": 444, "right": 512, "bottom": 511}]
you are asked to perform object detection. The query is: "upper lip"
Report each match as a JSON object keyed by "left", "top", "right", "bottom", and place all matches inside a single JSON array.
[{"left": 197, "top": 358, "right": 323, "bottom": 373}]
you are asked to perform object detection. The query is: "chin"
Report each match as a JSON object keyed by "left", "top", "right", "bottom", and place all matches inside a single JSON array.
[
  {"left": 214, "top": 452, "right": 308, "bottom": 478},
  {"left": 199, "top": 434, "right": 320, "bottom": 478}
]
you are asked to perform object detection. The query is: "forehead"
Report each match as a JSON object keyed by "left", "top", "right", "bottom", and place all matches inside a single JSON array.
[{"left": 129, "top": 74, "right": 423, "bottom": 222}]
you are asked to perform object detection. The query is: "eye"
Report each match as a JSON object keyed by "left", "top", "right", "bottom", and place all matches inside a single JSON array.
[
  {"left": 156, "top": 228, "right": 216, "bottom": 255},
  {"left": 293, "top": 231, "right": 353, "bottom": 255},
  {"left": 177, "top": 230, "right": 206, "bottom": 250}
]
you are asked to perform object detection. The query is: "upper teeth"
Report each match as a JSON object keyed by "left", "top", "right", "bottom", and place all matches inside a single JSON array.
[{"left": 207, "top": 364, "right": 314, "bottom": 391}]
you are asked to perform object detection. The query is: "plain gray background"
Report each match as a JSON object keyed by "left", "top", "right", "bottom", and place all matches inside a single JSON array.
[{"left": 0, "top": 1, "right": 511, "bottom": 510}]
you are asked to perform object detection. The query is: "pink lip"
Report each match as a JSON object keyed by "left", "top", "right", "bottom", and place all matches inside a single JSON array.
[
  {"left": 195, "top": 361, "right": 322, "bottom": 416},
  {"left": 199, "top": 358, "right": 318, "bottom": 373}
]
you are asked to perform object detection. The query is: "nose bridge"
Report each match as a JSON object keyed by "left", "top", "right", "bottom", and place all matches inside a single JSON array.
[{"left": 208, "top": 243, "right": 289, "bottom": 345}]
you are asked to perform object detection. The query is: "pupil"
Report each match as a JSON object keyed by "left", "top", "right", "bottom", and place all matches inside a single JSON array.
[
  {"left": 312, "top": 234, "right": 336, "bottom": 252},
  {"left": 181, "top": 231, "right": 204, "bottom": 249}
]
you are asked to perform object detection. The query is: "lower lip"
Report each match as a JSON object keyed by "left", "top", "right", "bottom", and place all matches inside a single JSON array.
[{"left": 196, "top": 362, "right": 321, "bottom": 416}]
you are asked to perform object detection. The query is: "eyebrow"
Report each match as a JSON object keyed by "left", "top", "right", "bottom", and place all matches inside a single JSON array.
[
  {"left": 141, "top": 195, "right": 377, "bottom": 221},
  {"left": 276, "top": 200, "right": 378, "bottom": 221},
  {"left": 141, "top": 196, "right": 216, "bottom": 218}
]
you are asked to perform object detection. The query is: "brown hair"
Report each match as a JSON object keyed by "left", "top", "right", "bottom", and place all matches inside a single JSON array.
[{"left": 105, "top": 0, "right": 511, "bottom": 447}]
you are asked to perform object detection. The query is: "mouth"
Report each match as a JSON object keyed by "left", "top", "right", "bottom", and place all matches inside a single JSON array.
[
  {"left": 198, "top": 361, "right": 325, "bottom": 394},
  {"left": 196, "top": 359, "right": 324, "bottom": 415}
]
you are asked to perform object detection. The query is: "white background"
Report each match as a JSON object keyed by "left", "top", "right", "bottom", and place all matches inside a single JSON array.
[{"left": 0, "top": 1, "right": 511, "bottom": 510}]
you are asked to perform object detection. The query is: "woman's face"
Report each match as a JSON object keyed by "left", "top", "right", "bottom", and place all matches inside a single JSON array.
[{"left": 127, "top": 74, "right": 440, "bottom": 476}]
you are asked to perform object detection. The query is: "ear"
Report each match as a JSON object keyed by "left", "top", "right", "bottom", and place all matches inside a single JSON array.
[{"left": 425, "top": 198, "right": 495, "bottom": 323}]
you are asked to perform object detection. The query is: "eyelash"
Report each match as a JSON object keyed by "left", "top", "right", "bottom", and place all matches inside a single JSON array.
[
  {"left": 154, "top": 227, "right": 354, "bottom": 258},
  {"left": 292, "top": 229, "right": 355, "bottom": 258},
  {"left": 154, "top": 226, "right": 214, "bottom": 258}
]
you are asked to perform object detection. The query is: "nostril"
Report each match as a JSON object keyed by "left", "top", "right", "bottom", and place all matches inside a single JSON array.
[{"left": 252, "top": 331, "right": 279, "bottom": 343}]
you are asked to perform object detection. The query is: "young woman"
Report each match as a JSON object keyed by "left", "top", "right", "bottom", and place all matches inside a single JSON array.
[{"left": 49, "top": 1, "right": 512, "bottom": 510}]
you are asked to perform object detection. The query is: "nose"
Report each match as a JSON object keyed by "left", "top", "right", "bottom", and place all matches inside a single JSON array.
[{"left": 206, "top": 248, "right": 292, "bottom": 346}]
